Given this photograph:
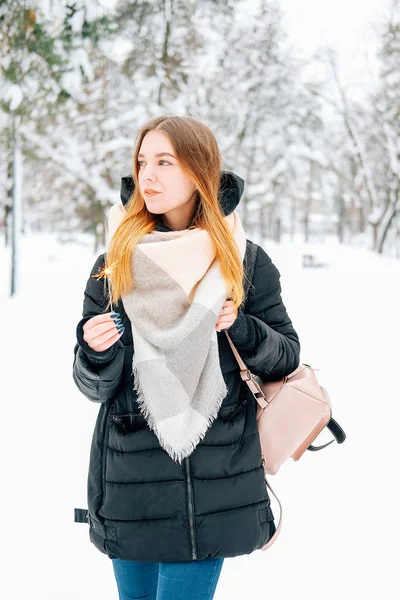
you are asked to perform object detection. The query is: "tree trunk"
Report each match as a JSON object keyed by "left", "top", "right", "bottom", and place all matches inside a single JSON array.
[
  {"left": 289, "top": 192, "right": 296, "bottom": 241},
  {"left": 304, "top": 159, "right": 314, "bottom": 243},
  {"left": 337, "top": 193, "right": 347, "bottom": 244},
  {"left": 275, "top": 215, "right": 281, "bottom": 243},
  {"left": 11, "top": 114, "right": 22, "bottom": 297},
  {"left": 375, "top": 188, "right": 400, "bottom": 254},
  {"left": 260, "top": 203, "right": 269, "bottom": 240}
]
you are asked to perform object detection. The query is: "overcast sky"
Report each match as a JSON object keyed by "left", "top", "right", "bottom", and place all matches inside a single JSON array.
[{"left": 279, "top": 0, "right": 387, "bottom": 89}]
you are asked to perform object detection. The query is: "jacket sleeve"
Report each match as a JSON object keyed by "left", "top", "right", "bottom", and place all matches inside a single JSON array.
[
  {"left": 225, "top": 244, "right": 301, "bottom": 381},
  {"left": 72, "top": 253, "right": 125, "bottom": 403}
]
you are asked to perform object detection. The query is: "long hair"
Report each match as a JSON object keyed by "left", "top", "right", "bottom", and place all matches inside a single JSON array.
[{"left": 105, "top": 115, "right": 245, "bottom": 311}]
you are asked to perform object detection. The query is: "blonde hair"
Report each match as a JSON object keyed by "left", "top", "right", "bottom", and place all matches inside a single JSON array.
[{"left": 105, "top": 115, "right": 245, "bottom": 311}]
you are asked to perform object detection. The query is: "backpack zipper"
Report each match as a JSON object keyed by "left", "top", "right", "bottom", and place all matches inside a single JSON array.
[{"left": 185, "top": 456, "right": 198, "bottom": 560}]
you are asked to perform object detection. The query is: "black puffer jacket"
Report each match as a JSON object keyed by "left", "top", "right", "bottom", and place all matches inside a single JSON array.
[{"left": 73, "top": 171, "right": 301, "bottom": 562}]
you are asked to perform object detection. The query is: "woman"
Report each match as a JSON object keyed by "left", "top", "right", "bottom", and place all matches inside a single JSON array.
[{"left": 73, "top": 115, "right": 301, "bottom": 600}]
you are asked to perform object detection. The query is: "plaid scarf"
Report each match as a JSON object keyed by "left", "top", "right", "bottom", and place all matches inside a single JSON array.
[{"left": 117, "top": 211, "right": 247, "bottom": 463}]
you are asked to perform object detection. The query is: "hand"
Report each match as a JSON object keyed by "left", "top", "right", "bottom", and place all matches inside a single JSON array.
[
  {"left": 83, "top": 313, "right": 124, "bottom": 352},
  {"left": 215, "top": 300, "right": 238, "bottom": 332}
]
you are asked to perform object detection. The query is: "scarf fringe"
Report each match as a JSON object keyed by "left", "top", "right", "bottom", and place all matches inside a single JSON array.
[{"left": 131, "top": 355, "right": 229, "bottom": 465}]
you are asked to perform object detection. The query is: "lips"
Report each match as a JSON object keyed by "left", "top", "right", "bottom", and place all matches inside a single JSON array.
[{"left": 144, "top": 190, "right": 161, "bottom": 196}]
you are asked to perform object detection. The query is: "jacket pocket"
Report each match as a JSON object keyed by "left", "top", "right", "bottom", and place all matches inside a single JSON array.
[
  {"left": 110, "top": 412, "right": 148, "bottom": 435},
  {"left": 217, "top": 399, "right": 246, "bottom": 423}
]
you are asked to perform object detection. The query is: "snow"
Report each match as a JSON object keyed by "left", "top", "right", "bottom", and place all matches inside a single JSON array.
[
  {"left": 60, "top": 48, "right": 94, "bottom": 96},
  {"left": 1, "top": 232, "right": 399, "bottom": 599},
  {"left": 1, "top": 82, "right": 23, "bottom": 111}
]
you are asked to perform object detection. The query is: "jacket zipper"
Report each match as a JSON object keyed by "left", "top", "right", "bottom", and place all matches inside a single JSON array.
[{"left": 185, "top": 457, "right": 198, "bottom": 560}]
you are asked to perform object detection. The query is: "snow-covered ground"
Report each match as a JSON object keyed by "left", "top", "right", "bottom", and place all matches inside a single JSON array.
[{"left": 1, "top": 232, "right": 399, "bottom": 600}]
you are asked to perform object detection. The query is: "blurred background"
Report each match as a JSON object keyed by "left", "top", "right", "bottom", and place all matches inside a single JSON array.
[{"left": 1, "top": 1, "right": 399, "bottom": 599}]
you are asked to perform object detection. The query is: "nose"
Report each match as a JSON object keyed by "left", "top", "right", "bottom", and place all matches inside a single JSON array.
[{"left": 142, "top": 163, "right": 156, "bottom": 182}]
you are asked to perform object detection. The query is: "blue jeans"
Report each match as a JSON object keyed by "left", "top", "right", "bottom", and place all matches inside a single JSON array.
[{"left": 111, "top": 557, "right": 224, "bottom": 600}]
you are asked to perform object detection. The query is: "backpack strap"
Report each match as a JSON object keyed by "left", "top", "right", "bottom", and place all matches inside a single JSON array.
[
  {"left": 260, "top": 474, "right": 283, "bottom": 551},
  {"left": 308, "top": 416, "right": 346, "bottom": 451},
  {"left": 238, "top": 241, "right": 285, "bottom": 552}
]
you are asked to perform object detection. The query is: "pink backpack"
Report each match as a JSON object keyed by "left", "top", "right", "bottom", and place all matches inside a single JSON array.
[{"left": 224, "top": 245, "right": 346, "bottom": 550}]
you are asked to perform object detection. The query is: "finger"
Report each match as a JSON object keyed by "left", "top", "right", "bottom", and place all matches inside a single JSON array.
[
  {"left": 84, "top": 312, "right": 120, "bottom": 330},
  {"left": 84, "top": 317, "right": 124, "bottom": 348},
  {"left": 216, "top": 310, "right": 238, "bottom": 328},
  {"left": 220, "top": 307, "right": 236, "bottom": 319},
  {"left": 86, "top": 324, "right": 124, "bottom": 352},
  {"left": 222, "top": 300, "right": 234, "bottom": 308},
  {"left": 90, "top": 329, "right": 123, "bottom": 352},
  {"left": 83, "top": 313, "right": 120, "bottom": 336},
  {"left": 216, "top": 317, "right": 234, "bottom": 328},
  {"left": 218, "top": 315, "right": 232, "bottom": 324},
  {"left": 86, "top": 317, "right": 120, "bottom": 338}
]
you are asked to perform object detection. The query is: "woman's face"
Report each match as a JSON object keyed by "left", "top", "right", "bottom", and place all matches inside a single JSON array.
[{"left": 137, "top": 129, "right": 197, "bottom": 230}]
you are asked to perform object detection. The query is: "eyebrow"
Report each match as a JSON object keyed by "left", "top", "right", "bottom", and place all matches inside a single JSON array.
[{"left": 137, "top": 152, "right": 176, "bottom": 159}]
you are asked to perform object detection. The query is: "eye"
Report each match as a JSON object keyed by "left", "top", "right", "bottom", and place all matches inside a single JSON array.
[{"left": 137, "top": 160, "right": 171, "bottom": 167}]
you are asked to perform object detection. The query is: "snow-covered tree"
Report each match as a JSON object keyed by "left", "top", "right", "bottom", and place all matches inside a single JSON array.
[
  {"left": 371, "top": 0, "right": 400, "bottom": 253},
  {"left": 0, "top": 0, "right": 118, "bottom": 290}
]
